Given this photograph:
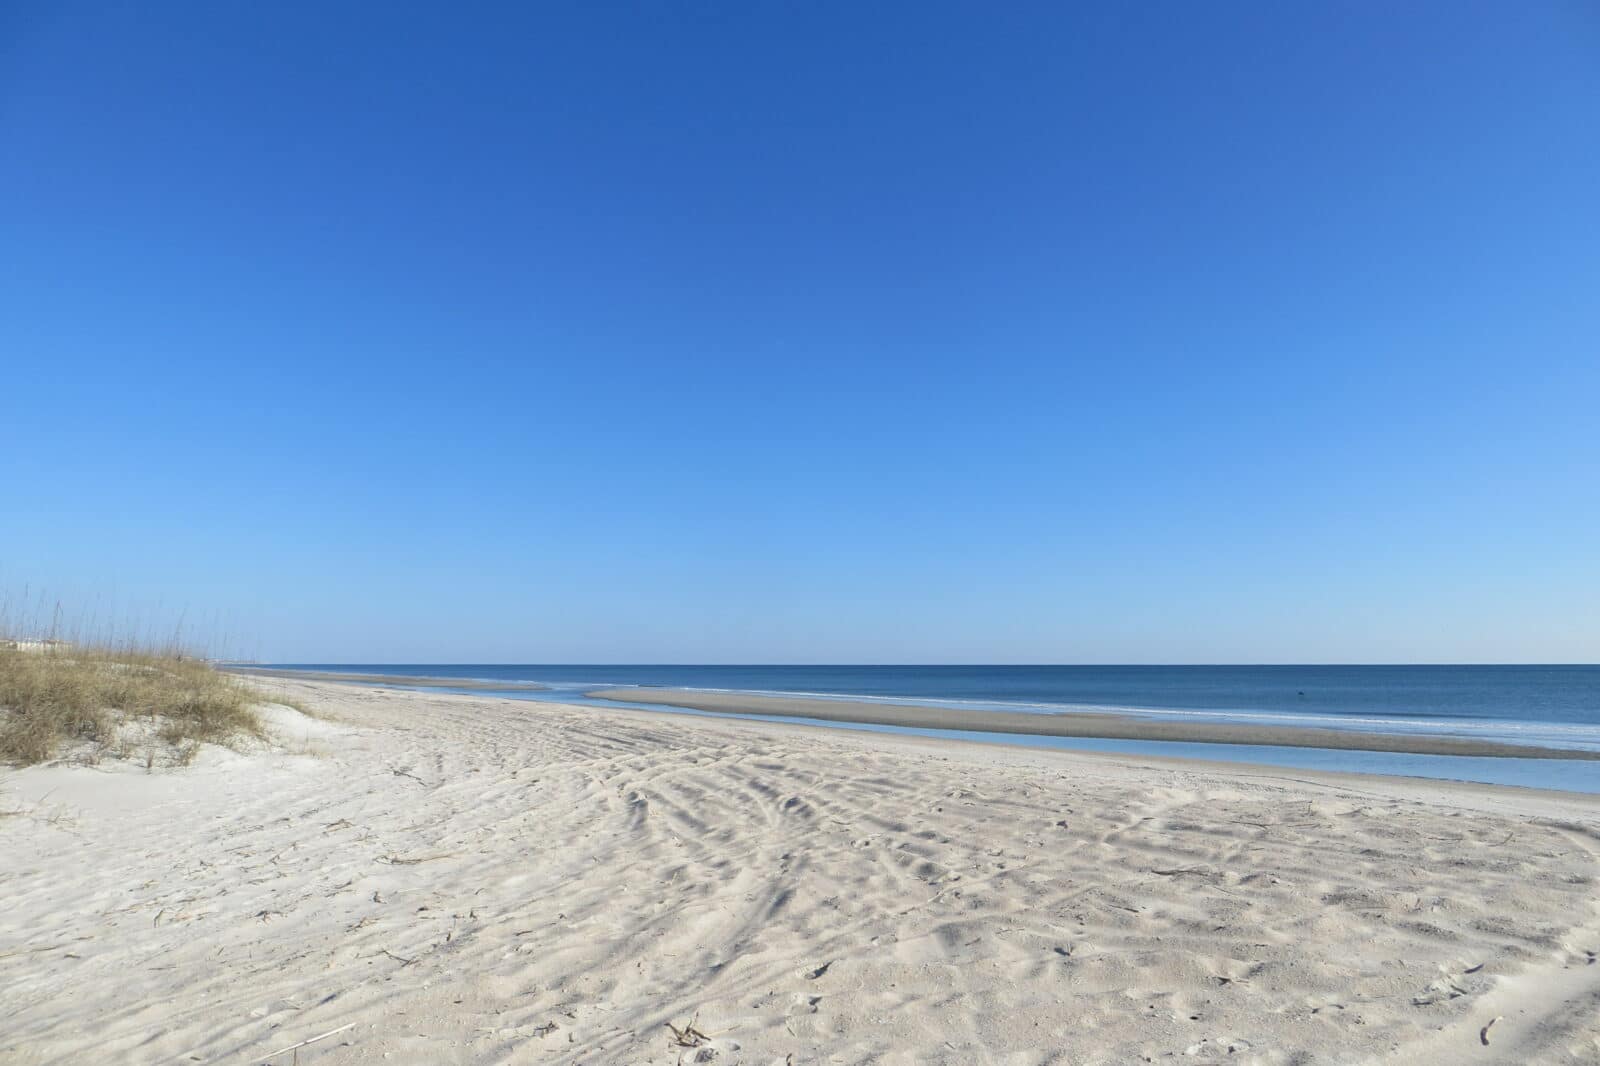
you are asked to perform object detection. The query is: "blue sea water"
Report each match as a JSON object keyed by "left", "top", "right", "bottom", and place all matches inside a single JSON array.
[{"left": 268, "top": 664, "right": 1600, "bottom": 793}]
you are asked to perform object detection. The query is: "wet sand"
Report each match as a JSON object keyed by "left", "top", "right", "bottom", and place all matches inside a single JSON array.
[{"left": 584, "top": 687, "right": 1600, "bottom": 760}]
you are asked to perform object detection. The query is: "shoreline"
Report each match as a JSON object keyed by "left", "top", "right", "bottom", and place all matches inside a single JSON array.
[{"left": 584, "top": 686, "right": 1600, "bottom": 761}]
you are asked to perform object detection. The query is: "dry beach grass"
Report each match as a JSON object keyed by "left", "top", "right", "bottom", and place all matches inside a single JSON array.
[{"left": 0, "top": 644, "right": 265, "bottom": 766}]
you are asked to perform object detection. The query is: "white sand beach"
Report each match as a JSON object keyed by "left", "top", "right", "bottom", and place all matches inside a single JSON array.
[{"left": 4, "top": 678, "right": 1599, "bottom": 1065}]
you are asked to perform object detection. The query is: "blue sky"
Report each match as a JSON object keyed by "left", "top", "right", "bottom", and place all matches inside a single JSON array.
[{"left": 3, "top": 3, "right": 1597, "bottom": 663}]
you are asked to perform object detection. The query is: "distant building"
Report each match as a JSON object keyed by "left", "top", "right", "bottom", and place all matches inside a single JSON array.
[{"left": 0, "top": 638, "right": 72, "bottom": 653}]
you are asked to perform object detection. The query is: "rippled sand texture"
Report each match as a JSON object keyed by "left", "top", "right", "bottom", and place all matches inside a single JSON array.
[{"left": 4, "top": 679, "right": 1599, "bottom": 1064}]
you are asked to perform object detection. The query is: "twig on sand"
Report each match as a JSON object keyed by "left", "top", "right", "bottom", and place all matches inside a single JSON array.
[
  {"left": 665, "top": 1013, "right": 710, "bottom": 1048},
  {"left": 1234, "top": 819, "right": 1320, "bottom": 830},
  {"left": 1480, "top": 1015, "right": 1502, "bottom": 1046},
  {"left": 379, "top": 948, "right": 418, "bottom": 967},
  {"left": 260, "top": 1021, "right": 357, "bottom": 1062},
  {"left": 390, "top": 767, "right": 427, "bottom": 787},
  {"left": 379, "top": 852, "right": 458, "bottom": 866},
  {"left": 0, "top": 941, "right": 82, "bottom": 961}
]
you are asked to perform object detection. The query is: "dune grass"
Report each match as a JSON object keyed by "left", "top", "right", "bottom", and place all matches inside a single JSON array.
[{"left": 0, "top": 645, "right": 267, "bottom": 766}]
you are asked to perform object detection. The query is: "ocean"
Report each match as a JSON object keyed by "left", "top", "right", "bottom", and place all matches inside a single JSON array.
[{"left": 268, "top": 664, "right": 1600, "bottom": 792}]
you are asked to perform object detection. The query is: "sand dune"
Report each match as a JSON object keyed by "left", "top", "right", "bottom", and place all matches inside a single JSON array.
[{"left": 3, "top": 679, "right": 1599, "bottom": 1064}]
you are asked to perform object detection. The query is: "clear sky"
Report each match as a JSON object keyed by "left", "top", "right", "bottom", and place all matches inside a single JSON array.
[{"left": 3, "top": 3, "right": 1597, "bottom": 663}]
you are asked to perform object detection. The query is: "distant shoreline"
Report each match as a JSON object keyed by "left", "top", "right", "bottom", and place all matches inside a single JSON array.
[
  {"left": 225, "top": 666, "right": 547, "bottom": 691},
  {"left": 583, "top": 686, "right": 1600, "bottom": 761}
]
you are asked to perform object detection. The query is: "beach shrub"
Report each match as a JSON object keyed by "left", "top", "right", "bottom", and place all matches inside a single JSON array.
[{"left": 0, "top": 645, "right": 265, "bottom": 766}]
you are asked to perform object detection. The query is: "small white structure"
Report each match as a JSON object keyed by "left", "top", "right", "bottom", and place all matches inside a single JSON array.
[{"left": 0, "top": 638, "right": 73, "bottom": 653}]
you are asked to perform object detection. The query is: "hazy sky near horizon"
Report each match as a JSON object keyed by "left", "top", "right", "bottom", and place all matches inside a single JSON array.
[{"left": 3, "top": 4, "right": 1598, "bottom": 663}]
